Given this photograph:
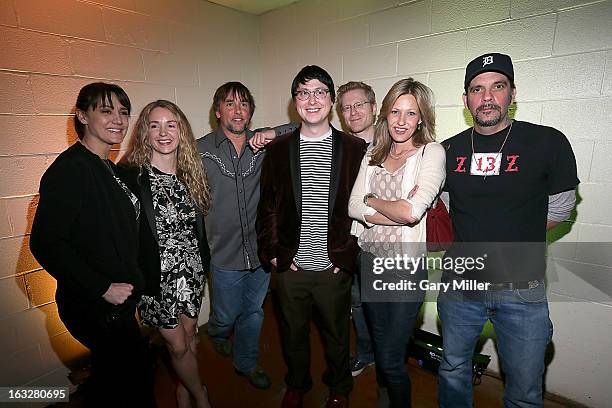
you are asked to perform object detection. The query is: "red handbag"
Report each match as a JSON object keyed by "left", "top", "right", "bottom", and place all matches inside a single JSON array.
[{"left": 426, "top": 197, "right": 453, "bottom": 252}]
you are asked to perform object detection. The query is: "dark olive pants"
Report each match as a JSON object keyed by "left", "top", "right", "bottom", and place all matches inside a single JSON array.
[{"left": 276, "top": 267, "right": 353, "bottom": 396}]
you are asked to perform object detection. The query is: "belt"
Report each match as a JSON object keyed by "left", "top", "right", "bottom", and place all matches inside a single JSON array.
[{"left": 487, "top": 280, "right": 541, "bottom": 291}]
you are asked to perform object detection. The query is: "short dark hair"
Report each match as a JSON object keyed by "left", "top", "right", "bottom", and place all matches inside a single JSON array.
[
  {"left": 74, "top": 82, "right": 131, "bottom": 139},
  {"left": 212, "top": 82, "right": 255, "bottom": 121},
  {"left": 291, "top": 65, "right": 335, "bottom": 103}
]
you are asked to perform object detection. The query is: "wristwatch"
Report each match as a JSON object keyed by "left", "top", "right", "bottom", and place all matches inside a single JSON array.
[{"left": 363, "top": 192, "right": 378, "bottom": 206}]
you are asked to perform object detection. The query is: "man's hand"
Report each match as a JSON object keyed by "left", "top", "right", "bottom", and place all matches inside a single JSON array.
[
  {"left": 332, "top": 267, "right": 341, "bottom": 274},
  {"left": 271, "top": 258, "right": 299, "bottom": 271},
  {"left": 249, "top": 129, "right": 276, "bottom": 152},
  {"left": 102, "top": 283, "right": 133, "bottom": 305}
]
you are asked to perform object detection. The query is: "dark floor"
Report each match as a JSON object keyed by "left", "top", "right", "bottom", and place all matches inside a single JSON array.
[{"left": 60, "top": 295, "right": 570, "bottom": 408}]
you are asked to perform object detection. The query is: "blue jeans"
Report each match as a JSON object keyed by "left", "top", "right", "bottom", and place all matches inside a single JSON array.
[
  {"left": 437, "top": 274, "right": 553, "bottom": 408},
  {"left": 207, "top": 264, "right": 270, "bottom": 373},
  {"left": 361, "top": 251, "right": 425, "bottom": 408},
  {"left": 351, "top": 269, "right": 373, "bottom": 363},
  {"left": 364, "top": 300, "right": 423, "bottom": 407}
]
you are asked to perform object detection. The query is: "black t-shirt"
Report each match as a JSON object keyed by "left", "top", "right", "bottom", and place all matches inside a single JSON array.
[{"left": 442, "top": 121, "right": 579, "bottom": 281}]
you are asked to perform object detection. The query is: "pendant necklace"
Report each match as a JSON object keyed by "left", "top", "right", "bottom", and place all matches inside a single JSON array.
[{"left": 470, "top": 120, "right": 513, "bottom": 181}]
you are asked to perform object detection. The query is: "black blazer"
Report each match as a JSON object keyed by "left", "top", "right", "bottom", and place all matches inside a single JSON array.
[
  {"left": 256, "top": 126, "right": 366, "bottom": 274},
  {"left": 30, "top": 143, "right": 144, "bottom": 312},
  {"left": 118, "top": 165, "right": 211, "bottom": 296}
]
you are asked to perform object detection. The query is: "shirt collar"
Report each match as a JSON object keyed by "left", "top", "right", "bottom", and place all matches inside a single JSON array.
[{"left": 213, "top": 126, "right": 254, "bottom": 148}]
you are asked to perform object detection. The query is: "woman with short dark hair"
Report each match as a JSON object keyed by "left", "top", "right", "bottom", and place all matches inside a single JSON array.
[{"left": 30, "top": 82, "right": 155, "bottom": 407}]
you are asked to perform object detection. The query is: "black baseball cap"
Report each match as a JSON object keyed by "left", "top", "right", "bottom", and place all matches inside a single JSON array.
[{"left": 464, "top": 53, "right": 514, "bottom": 90}]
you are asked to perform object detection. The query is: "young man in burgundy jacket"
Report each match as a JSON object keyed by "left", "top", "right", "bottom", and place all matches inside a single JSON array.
[{"left": 257, "top": 65, "right": 365, "bottom": 408}]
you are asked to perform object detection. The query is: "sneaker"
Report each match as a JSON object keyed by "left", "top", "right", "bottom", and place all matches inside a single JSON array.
[
  {"left": 235, "top": 366, "right": 271, "bottom": 390},
  {"left": 212, "top": 339, "right": 232, "bottom": 357},
  {"left": 350, "top": 356, "right": 374, "bottom": 377}
]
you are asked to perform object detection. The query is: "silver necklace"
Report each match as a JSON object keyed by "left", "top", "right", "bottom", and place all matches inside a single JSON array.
[{"left": 470, "top": 120, "right": 513, "bottom": 180}]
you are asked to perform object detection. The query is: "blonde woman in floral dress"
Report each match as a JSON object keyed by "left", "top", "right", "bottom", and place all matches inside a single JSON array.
[{"left": 121, "top": 100, "right": 211, "bottom": 408}]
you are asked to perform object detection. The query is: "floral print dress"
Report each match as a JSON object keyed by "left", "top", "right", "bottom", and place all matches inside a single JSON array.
[{"left": 138, "top": 166, "right": 205, "bottom": 329}]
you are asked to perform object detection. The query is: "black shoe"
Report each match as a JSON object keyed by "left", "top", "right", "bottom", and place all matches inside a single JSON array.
[
  {"left": 281, "top": 388, "right": 304, "bottom": 408},
  {"left": 235, "top": 366, "right": 271, "bottom": 389},
  {"left": 350, "top": 356, "right": 374, "bottom": 377},
  {"left": 212, "top": 339, "right": 232, "bottom": 357}
]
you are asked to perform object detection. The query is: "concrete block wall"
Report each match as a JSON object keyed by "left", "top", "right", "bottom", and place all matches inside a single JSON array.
[
  {"left": 258, "top": 0, "right": 611, "bottom": 406},
  {"left": 0, "top": 0, "right": 260, "bottom": 392},
  {"left": 1, "top": 0, "right": 610, "bottom": 405}
]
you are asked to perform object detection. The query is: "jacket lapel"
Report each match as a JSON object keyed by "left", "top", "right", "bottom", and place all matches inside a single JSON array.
[
  {"left": 289, "top": 131, "right": 302, "bottom": 217},
  {"left": 139, "top": 169, "right": 159, "bottom": 243},
  {"left": 196, "top": 208, "right": 204, "bottom": 242},
  {"left": 328, "top": 128, "right": 343, "bottom": 217}
]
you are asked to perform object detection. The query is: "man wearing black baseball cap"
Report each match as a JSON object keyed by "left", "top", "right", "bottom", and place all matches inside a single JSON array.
[
  {"left": 463, "top": 52, "right": 514, "bottom": 91},
  {"left": 437, "top": 52, "right": 579, "bottom": 407}
]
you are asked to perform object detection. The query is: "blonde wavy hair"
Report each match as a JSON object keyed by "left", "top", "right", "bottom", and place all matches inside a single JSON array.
[
  {"left": 124, "top": 100, "right": 210, "bottom": 213},
  {"left": 369, "top": 78, "right": 436, "bottom": 167}
]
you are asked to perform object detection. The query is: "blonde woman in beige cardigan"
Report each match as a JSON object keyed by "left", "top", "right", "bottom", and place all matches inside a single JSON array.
[{"left": 348, "top": 78, "right": 445, "bottom": 408}]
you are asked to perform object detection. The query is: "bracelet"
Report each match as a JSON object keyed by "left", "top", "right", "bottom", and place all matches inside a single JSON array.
[{"left": 363, "top": 192, "right": 378, "bottom": 206}]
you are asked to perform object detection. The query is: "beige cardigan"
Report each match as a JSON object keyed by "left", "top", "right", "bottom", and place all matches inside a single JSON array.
[{"left": 348, "top": 142, "right": 446, "bottom": 252}]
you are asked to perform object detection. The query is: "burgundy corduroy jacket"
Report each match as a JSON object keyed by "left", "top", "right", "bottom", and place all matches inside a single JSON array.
[{"left": 256, "top": 126, "right": 366, "bottom": 274}]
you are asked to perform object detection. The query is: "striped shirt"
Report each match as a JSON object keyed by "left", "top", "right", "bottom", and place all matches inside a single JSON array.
[{"left": 294, "top": 130, "right": 333, "bottom": 271}]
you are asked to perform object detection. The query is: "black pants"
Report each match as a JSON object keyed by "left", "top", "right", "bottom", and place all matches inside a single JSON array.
[
  {"left": 58, "top": 298, "right": 156, "bottom": 407},
  {"left": 276, "top": 267, "right": 353, "bottom": 395}
]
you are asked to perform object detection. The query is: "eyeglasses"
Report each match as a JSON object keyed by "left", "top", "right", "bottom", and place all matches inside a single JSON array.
[
  {"left": 341, "top": 101, "right": 370, "bottom": 113},
  {"left": 294, "top": 88, "right": 330, "bottom": 101}
]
